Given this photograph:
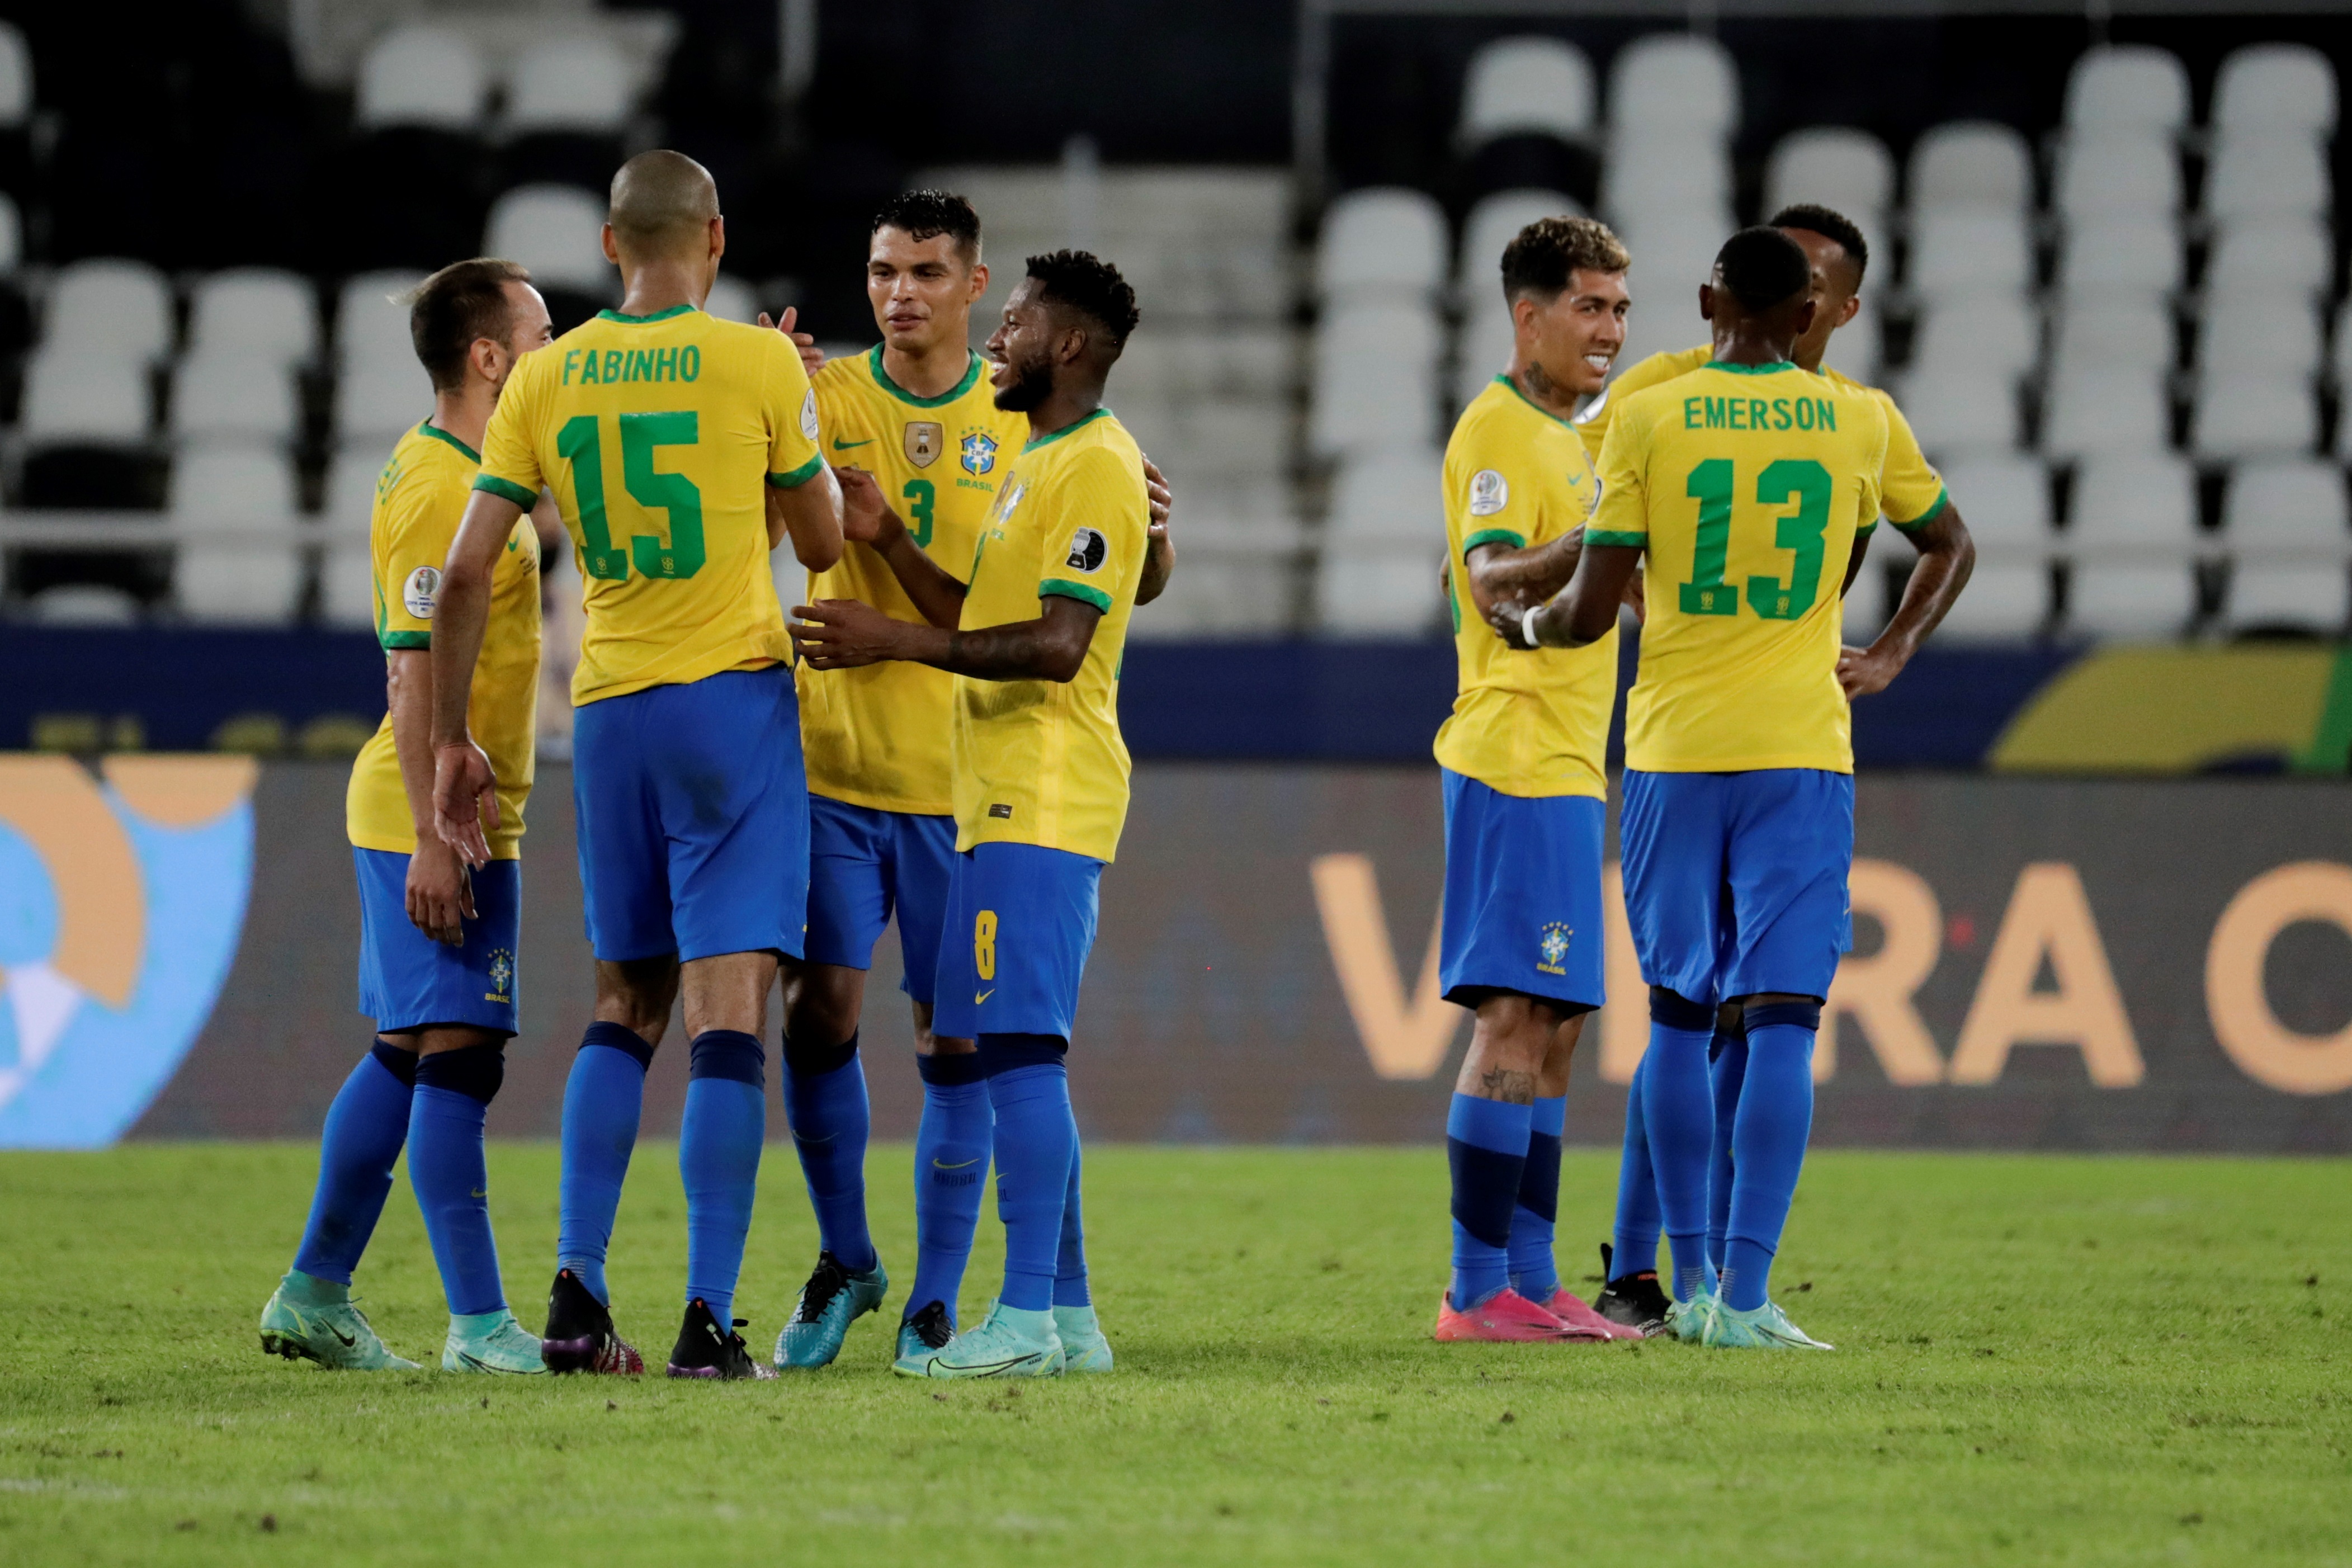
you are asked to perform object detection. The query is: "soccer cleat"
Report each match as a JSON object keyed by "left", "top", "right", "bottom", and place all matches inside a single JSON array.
[
  {"left": 1532, "top": 1287, "right": 1642, "bottom": 1341},
  {"left": 1592, "top": 1246, "right": 1676, "bottom": 1339},
  {"left": 894, "top": 1302, "right": 1063, "bottom": 1379},
  {"left": 257, "top": 1273, "right": 418, "bottom": 1371},
  {"left": 892, "top": 1300, "right": 957, "bottom": 1376},
  {"left": 665, "top": 1298, "right": 776, "bottom": 1380},
  {"left": 443, "top": 1308, "right": 549, "bottom": 1374},
  {"left": 541, "top": 1268, "right": 644, "bottom": 1375},
  {"left": 1433, "top": 1288, "right": 1576, "bottom": 1343},
  {"left": 1702, "top": 1300, "right": 1835, "bottom": 1351},
  {"left": 1666, "top": 1287, "right": 1720, "bottom": 1344},
  {"left": 1053, "top": 1303, "right": 1114, "bottom": 1372},
  {"left": 773, "top": 1251, "right": 889, "bottom": 1369}
]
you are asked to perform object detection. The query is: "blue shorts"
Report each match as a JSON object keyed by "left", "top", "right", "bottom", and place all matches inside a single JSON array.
[
  {"left": 804, "top": 795, "right": 958, "bottom": 1007},
  {"left": 1438, "top": 769, "right": 1606, "bottom": 1013},
  {"left": 1618, "top": 768, "right": 1855, "bottom": 1005},
  {"left": 571, "top": 664, "right": 809, "bottom": 964},
  {"left": 353, "top": 848, "right": 522, "bottom": 1036},
  {"left": 929, "top": 842, "right": 1103, "bottom": 1042}
]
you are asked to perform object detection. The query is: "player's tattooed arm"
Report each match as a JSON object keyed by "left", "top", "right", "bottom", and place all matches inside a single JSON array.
[
  {"left": 791, "top": 594, "right": 1101, "bottom": 684},
  {"left": 1462, "top": 530, "right": 1583, "bottom": 622},
  {"left": 832, "top": 464, "right": 969, "bottom": 628},
  {"left": 1136, "top": 457, "right": 1176, "bottom": 607},
  {"left": 1839, "top": 502, "right": 1976, "bottom": 699},
  {"left": 1493, "top": 541, "right": 1642, "bottom": 650}
]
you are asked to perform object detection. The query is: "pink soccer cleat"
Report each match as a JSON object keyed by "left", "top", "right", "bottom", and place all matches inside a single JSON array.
[
  {"left": 1532, "top": 1287, "right": 1643, "bottom": 1340},
  {"left": 1433, "top": 1288, "right": 1576, "bottom": 1342}
]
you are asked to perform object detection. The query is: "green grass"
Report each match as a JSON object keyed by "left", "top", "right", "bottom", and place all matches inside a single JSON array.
[{"left": 1, "top": 1144, "right": 2348, "bottom": 1566}]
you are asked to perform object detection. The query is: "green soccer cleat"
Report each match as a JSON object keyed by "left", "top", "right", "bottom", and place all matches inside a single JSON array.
[
  {"left": 1053, "top": 1303, "right": 1113, "bottom": 1373},
  {"left": 442, "top": 1308, "right": 550, "bottom": 1374},
  {"left": 773, "top": 1251, "right": 889, "bottom": 1369},
  {"left": 1702, "top": 1299, "right": 1835, "bottom": 1351},
  {"left": 258, "top": 1272, "right": 418, "bottom": 1371},
  {"left": 894, "top": 1302, "right": 1063, "bottom": 1380},
  {"left": 1666, "top": 1287, "right": 1720, "bottom": 1344}
]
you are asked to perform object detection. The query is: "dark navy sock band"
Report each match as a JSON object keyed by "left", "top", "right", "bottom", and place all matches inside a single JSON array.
[
  {"left": 976, "top": 1033, "right": 1068, "bottom": 1076},
  {"left": 688, "top": 1029, "right": 767, "bottom": 1089},
  {"left": 582, "top": 1020, "right": 655, "bottom": 1072},
  {"left": 369, "top": 1040, "right": 420, "bottom": 1088},
  {"left": 414, "top": 1043, "right": 506, "bottom": 1104},
  {"left": 1745, "top": 1000, "right": 1824, "bottom": 1032},
  {"left": 917, "top": 1050, "right": 988, "bottom": 1087},
  {"left": 1650, "top": 986, "right": 1716, "bottom": 1031},
  {"left": 782, "top": 1028, "right": 859, "bottom": 1080}
]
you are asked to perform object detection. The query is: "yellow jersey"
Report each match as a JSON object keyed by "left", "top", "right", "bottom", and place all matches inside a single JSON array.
[
  {"left": 952, "top": 408, "right": 1149, "bottom": 863},
  {"left": 346, "top": 421, "right": 541, "bottom": 859},
  {"left": 1587, "top": 360, "right": 1888, "bottom": 774},
  {"left": 473, "top": 303, "right": 826, "bottom": 706},
  {"left": 800, "top": 346, "right": 1028, "bottom": 815},
  {"left": 1432, "top": 375, "right": 1619, "bottom": 799},
  {"left": 1579, "top": 345, "right": 1947, "bottom": 532}
]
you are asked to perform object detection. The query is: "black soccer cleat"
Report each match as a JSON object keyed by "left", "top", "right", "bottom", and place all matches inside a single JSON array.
[
  {"left": 1593, "top": 1243, "right": 1675, "bottom": 1338},
  {"left": 665, "top": 1297, "right": 776, "bottom": 1381},
  {"left": 541, "top": 1268, "right": 645, "bottom": 1375}
]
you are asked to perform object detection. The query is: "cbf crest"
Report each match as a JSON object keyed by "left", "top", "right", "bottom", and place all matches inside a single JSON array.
[
  {"left": 1536, "top": 923, "right": 1573, "bottom": 976},
  {"left": 904, "top": 421, "right": 943, "bottom": 468},
  {"left": 960, "top": 428, "right": 999, "bottom": 476},
  {"left": 486, "top": 948, "right": 516, "bottom": 1002}
]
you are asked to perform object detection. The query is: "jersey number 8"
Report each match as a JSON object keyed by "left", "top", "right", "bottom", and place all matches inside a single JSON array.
[
  {"left": 556, "top": 411, "right": 705, "bottom": 582},
  {"left": 1679, "top": 456, "right": 1831, "bottom": 622},
  {"left": 974, "top": 910, "right": 997, "bottom": 981}
]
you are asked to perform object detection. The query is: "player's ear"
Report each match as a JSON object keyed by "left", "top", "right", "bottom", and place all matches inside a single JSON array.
[
  {"left": 709, "top": 214, "right": 726, "bottom": 264},
  {"left": 969, "top": 260, "right": 989, "bottom": 300},
  {"left": 1837, "top": 293, "right": 1862, "bottom": 329},
  {"left": 1698, "top": 283, "right": 1717, "bottom": 322},
  {"left": 599, "top": 223, "right": 621, "bottom": 266}
]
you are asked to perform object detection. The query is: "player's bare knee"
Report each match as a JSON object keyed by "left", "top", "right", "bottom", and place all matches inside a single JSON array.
[{"left": 595, "top": 956, "right": 678, "bottom": 1046}]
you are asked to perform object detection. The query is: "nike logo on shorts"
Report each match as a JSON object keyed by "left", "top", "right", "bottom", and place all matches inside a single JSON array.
[{"left": 975, "top": 989, "right": 995, "bottom": 1004}]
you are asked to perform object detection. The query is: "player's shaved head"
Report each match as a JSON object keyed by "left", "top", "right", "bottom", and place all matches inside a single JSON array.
[
  {"left": 608, "top": 149, "right": 720, "bottom": 258},
  {"left": 1769, "top": 203, "right": 1869, "bottom": 288},
  {"left": 1713, "top": 226, "right": 1812, "bottom": 311}
]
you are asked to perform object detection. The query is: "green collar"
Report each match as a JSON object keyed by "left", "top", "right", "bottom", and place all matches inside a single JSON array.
[
  {"left": 1022, "top": 405, "right": 1112, "bottom": 454},
  {"left": 1706, "top": 358, "right": 1799, "bottom": 376},
  {"left": 417, "top": 421, "right": 480, "bottom": 463},
  {"left": 868, "top": 344, "right": 985, "bottom": 408},
  {"left": 597, "top": 303, "right": 701, "bottom": 324},
  {"left": 1492, "top": 372, "right": 1575, "bottom": 428}
]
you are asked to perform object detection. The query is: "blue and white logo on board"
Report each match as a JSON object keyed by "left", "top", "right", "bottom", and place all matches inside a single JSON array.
[
  {"left": 960, "top": 429, "right": 998, "bottom": 476},
  {"left": 0, "top": 757, "right": 256, "bottom": 1149}
]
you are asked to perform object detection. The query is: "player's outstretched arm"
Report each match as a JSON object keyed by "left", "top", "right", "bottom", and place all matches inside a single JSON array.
[
  {"left": 1838, "top": 504, "right": 1976, "bottom": 699},
  {"left": 768, "top": 464, "right": 846, "bottom": 571},
  {"left": 1495, "top": 542, "right": 1642, "bottom": 650},
  {"left": 832, "top": 464, "right": 969, "bottom": 629},
  {"left": 386, "top": 649, "right": 474, "bottom": 946},
  {"left": 428, "top": 489, "right": 521, "bottom": 867},
  {"left": 1136, "top": 457, "right": 1176, "bottom": 607},
  {"left": 792, "top": 594, "right": 1100, "bottom": 684}
]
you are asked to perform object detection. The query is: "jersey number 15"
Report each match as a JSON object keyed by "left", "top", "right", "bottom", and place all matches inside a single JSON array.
[
  {"left": 558, "top": 411, "right": 705, "bottom": 582},
  {"left": 1679, "top": 456, "right": 1832, "bottom": 622}
]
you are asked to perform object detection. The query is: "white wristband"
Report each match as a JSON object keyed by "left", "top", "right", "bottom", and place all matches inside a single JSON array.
[{"left": 1520, "top": 604, "right": 1543, "bottom": 648}]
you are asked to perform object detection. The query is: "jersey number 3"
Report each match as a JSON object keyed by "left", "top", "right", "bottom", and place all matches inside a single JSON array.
[
  {"left": 558, "top": 412, "right": 705, "bottom": 581},
  {"left": 1679, "top": 456, "right": 1830, "bottom": 621}
]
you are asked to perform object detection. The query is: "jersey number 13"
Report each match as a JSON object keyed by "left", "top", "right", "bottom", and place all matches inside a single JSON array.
[{"left": 1678, "top": 456, "right": 1833, "bottom": 622}]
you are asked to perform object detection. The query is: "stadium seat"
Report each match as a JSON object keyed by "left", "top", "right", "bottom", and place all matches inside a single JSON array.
[
  {"left": 2202, "top": 216, "right": 2333, "bottom": 298},
  {"left": 2048, "top": 297, "right": 2175, "bottom": 376},
  {"left": 171, "top": 446, "right": 304, "bottom": 625},
  {"left": 1452, "top": 305, "right": 1517, "bottom": 409},
  {"left": 484, "top": 185, "right": 615, "bottom": 299},
  {"left": 1933, "top": 558, "right": 2052, "bottom": 639},
  {"left": 2052, "top": 133, "right": 2180, "bottom": 219},
  {"left": 43, "top": 259, "right": 175, "bottom": 362},
  {"left": 703, "top": 275, "right": 760, "bottom": 324},
  {"left": 1457, "top": 37, "right": 1596, "bottom": 147},
  {"left": 1905, "top": 210, "right": 2033, "bottom": 298},
  {"left": 1763, "top": 127, "right": 1894, "bottom": 225},
  {"left": 336, "top": 357, "right": 434, "bottom": 445},
  {"left": 1907, "top": 294, "right": 2039, "bottom": 382},
  {"left": 20, "top": 349, "right": 152, "bottom": 441},
  {"left": 2202, "top": 133, "right": 2331, "bottom": 223},
  {"left": 1607, "top": 33, "right": 1739, "bottom": 139},
  {"left": 2041, "top": 366, "right": 2171, "bottom": 457},
  {"left": 2062, "top": 45, "right": 2190, "bottom": 135},
  {"left": 1455, "top": 189, "right": 1580, "bottom": 305},
  {"left": 2054, "top": 216, "right": 2181, "bottom": 299},
  {"left": 24, "top": 585, "right": 141, "bottom": 626},
  {"left": 1603, "top": 130, "right": 1732, "bottom": 215},
  {"left": 1907, "top": 122, "right": 2034, "bottom": 211},
  {"left": 1612, "top": 211, "right": 1734, "bottom": 311},
  {"left": 2191, "top": 372, "right": 2318, "bottom": 460},
  {"left": 2198, "top": 295, "right": 2322, "bottom": 382},
  {"left": 1309, "top": 300, "right": 1441, "bottom": 457},
  {"left": 2211, "top": 43, "right": 2337, "bottom": 139},
  {"left": 2221, "top": 458, "right": 2351, "bottom": 634},
  {"left": 1120, "top": 393, "right": 1291, "bottom": 480},
  {"left": 187, "top": 270, "right": 319, "bottom": 366},
  {"left": 506, "top": 37, "right": 634, "bottom": 134},
  {"left": 2064, "top": 451, "right": 2200, "bottom": 638},
  {"left": 1131, "top": 490, "right": 1302, "bottom": 636},
  {"left": 355, "top": 26, "right": 489, "bottom": 133},
  {"left": 1315, "top": 450, "right": 1446, "bottom": 634},
  {"left": 1822, "top": 295, "right": 1882, "bottom": 385},
  {"left": 1939, "top": 454, "right": 2054, "bottom": 550},
  {"left": 335, "top": 271, "right": 427, "bottom": 374},
  {"left": 319, "top": 544, "right": 375, "bottom": 630},
  {"left": 322, "top": 442, "right": 383, "bottom": 537},
  {"left": 1315, "top": 187, "right": 1448, "bottom": 302},
  {"left": 1325, "top": 450, "right": 1442, "bottom": 544},
  {"left": 1894, "top": 369, "right": 2020, "bottom": 457},
  {"left": 1115, "top": 328, "right": 1295, "bottom": 403},
  {"left": 170, "top": 353, "right": 300, "bottom": 446}
]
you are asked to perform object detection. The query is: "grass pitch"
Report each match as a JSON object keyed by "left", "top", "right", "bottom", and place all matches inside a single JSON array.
[{"left": 1, "top": 1144, "right": 2348, "bottom": 1566}]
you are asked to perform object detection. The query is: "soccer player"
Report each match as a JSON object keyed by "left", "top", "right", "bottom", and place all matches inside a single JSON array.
[
  {"left": 429, "top": 150, "right": 846, "bottom": 1381},
  {"left": 791, "top": 250, "right": 1151, "bottom": 1378},
  {"left": 1428, "top": 215, "right": 1642, "bottom": 1344},
  {"left": 1575, "top": 204, "right": 1976, "bottom": 1335},
  {"left": 258, "top": 259, "right": 555, "bottom": 1375},
  {"left": 773, "top": 192, "right": 1174, "bottom": 1372},
  {"left": 1500, "top": 226, "right": 1901, "bottom": 1349}
]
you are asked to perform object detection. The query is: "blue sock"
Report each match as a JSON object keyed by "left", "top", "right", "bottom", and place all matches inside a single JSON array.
[
  {"left": 979, "top": 1035, "right": 1074, "bottom": 1315},
  {"left": 909, "top": 1052, "right": 991, "bottom": 1328},
  {"left": 556, "top": 1023, "right": 652, "bottom": 1305},
  {"left": 1707, "top": 1023, "right": 1749, "bottom": 1274},
  {"left": 1722, "top": 1003, "right": 1819, "bottom": 1312},
  {"left": 291, "top": 1043, "right": 415, "bottom": 1285},
  {"left": 1506, "top": 1094, "right": 1566, "bottom": 1302},
  {"left": 1447, "top": 1092, "right": 1532, "bottom": 1309},
  {"left": 1609, "top": 1057, "right": 1662, "bottom": 1281},
  {"left": 679, "top": 1030, "right": 766, "bottom": 1324},
  {"left": 1642, "top": 990, "right": 1718, "bottom": 1302},
  {"left": 1054, "top": 1135, "right": 1091, "bottom": 1309},
  {"left": 782, "top": 1031, "right": 876, "bottom": 1273},
  {"left": 408, "top": 1044, "right": 507, "bottom": 1316}
]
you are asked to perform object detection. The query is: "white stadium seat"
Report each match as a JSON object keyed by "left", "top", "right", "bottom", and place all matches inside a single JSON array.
[
  {"left": 1458, "top": 37, "right": 1596, "bottom": 147},
  {"left": 319, "top": 443, "right": 388, "bottom": 626},
  {"left": 45, "top": 258, "right": 174, "bottom": 361},
  {"left": 484, "top": 185, "right": 614, "bottom": 296},
  {"left": 2041, "top": 366, "right": 2170, "bottom": 459},
  {"left": 2054, "top": 216, "right": 2181, "bottom": 299},
  {"left": 1936, "top": 561, "right": 2052, "bottom": 639},
  {"left": 20, "top": 348, "right": 151, "bottom": 441},
  {"left": 1456, "top": 189, "right": 1580, "bottom": 303},
  {"left": 0, "top": 20, "right": 30, "bottom": 127},
  {"left": 2192, "top": 372, "right": 2318, "bottom": 460},
  {"left": 2203, "top": 132, "right": 2331, "bottom": 223},
  {"left": 1603, "top": 138, "right": 1732, "bottom": 224},
  {"left": 1908, "top": 295, "right": 2039, "bottom": 381},
  {"left": 1315, "top": 187, "right": 1448, "bottom": 301},
  {"left": 1116, "top": 328, "right": 1295, "bottom": 402},
  {"left": 336, "top": 357, "right": 433, "bottom": 443},
  {"left": 1893, "top": 456, "right": 2053, "bottom": 640},
  {"left": 1453, "top": 305, "right": 1517, "bottom": 408},
  {"left": 27, "top": 586, "right": 140, "bottom": 626},
  {"left": 355, "top": 25, "right": 489, "bottom": 133},
  {"left": 2048, "top": 297, "right": 2174, "bottom": 375},
  {"left": 171, "top": 446, "right": 305, "bottom": 625},
  {"left": 2222, "top": 459, "right": 2351, "bottom": 632},
  {"left": 703, "top": 275, "right": 759, "bottom": 324},
  {"left": 2066, "top": 452, "right": 2200, "bottom": 638},
  {"left": 1908, "top": 121, "right": 2033, "bottom": 210},
  {"left": 1906, "top": 209, "right": 2033, "bottom": 297},
  {"left": 1325, "top": 450, "right": 1442, "bottom": 544},
  {"left": 1613, "top": 211, "right": 1732, "bottom": 308},
  {"left": 2211, "top": 43, "right": 2337, "bottom": 139},
  {"left": 319, "top": 544, "right": 376, "bottom": 629},
  {"left": 187, "top": 270, "right": 319, "bottom": 366},
  {"left": 1131, "top": 487, "right": 1301, "bottom": 636},
  {"left": 1607, "top": 33, "right": 1739, "bottom": 139},
  {"left": 171, "top": 352, "right": 299, "bottom": 445},
  {"left": 1893, "top": 369, "right": 2019, "bottom": 457},
  {"left": 1309, "top": 300, "right": 1442, "bottom": 457},
  {"left": 1764, "top": 127, "right": 1894, "bottom": 223},
  {"left": 1118, "top": 393, "right": 1290, "bottom": 480},
  {"left": 2052, "top": 133, "right": 2180, "bottom": 218},
  {"left": 1316, "top": 451, "right": 1447, "bottom": 635},
  {"left": 2063, "top": 45, "right": 2190, "bottom": 135},
  {"left": 2198, "top": 295, "right": 2322, "bottom": 382},
  {"left": 323, "top": 442, "right": 384, "bottom": 537},
  {"left": 506, "top": 37, "right": 635, "bottom": 135},
  {"left": 2202, "top": 217, "right": 2333, "bottom": 299},
  {"left": 336, "top": 271, "right": 427, "bottom": 372}
]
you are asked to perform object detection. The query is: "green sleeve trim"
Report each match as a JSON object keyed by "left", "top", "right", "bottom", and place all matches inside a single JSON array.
[
  {"left": 1855, "top": 519, "right": 1879, "bottom": 540},
  {"left": 1891, "top": 486, "right": 1950, "bottom": 533},
  {"left": 1461, "top": 528, "right": 1526, "bottom": 558},
  {"left": 1040, "top": 578, "right": 1112, "bottom": 612},
  {"left": 471, "top": 474, "right": 537, "bottom": 508},
  {"left": 1584, "top": 529, "right": 1647, "bottom": 549},
  {"left": 380, "top": 631, "right": 430, "bottom": 650},
  {"left": 769, "top": 453, "right": 825, "bottom": 489}
]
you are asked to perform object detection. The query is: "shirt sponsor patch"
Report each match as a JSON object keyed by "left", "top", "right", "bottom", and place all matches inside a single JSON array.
[
  {"left": 1065, "top": 527, "right": 1107, "bottom": 573},
  {"left": 402, "top": 565, "right": 441, "bottom": 618},
  {"left": 800, "top": 388, "right": 820, "bottom": 441},
  {"left": 1468, "top": 469, "right": 1509, "bottom": 516},
  {"left": 988, "top": 802, "right": 1013, "bottom": 819}
]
